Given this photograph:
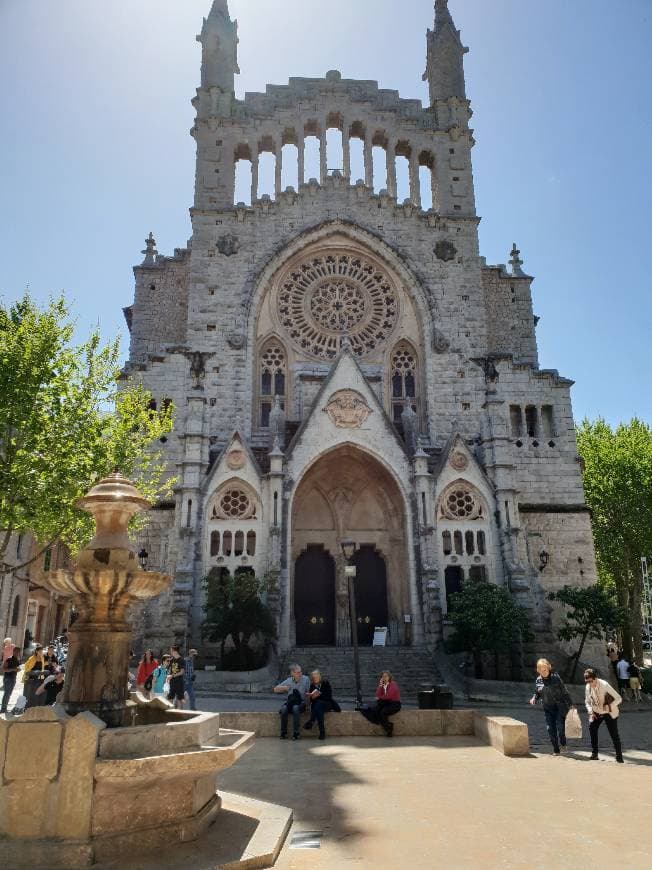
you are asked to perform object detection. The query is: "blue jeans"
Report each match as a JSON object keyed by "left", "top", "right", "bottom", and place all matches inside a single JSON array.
[
  {"left": 280, "top": 701, "right": 306, "bottom": 736},
  {"left": 309, "top": 700, "right": 332, "bottom": 736},
  {"left": 185, "top": 682, "right": 196, "bottom": 711},
  {"left": 544, "top": 705, "right": 566, "bottom": 752}
]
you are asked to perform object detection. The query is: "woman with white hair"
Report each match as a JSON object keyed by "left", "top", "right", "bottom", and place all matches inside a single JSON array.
[
  {"left": 529, "top": 658, "right": 573, "bottom": 755},
  {"left": 303, "top": 670, "right": 340, "bottom": 740}
]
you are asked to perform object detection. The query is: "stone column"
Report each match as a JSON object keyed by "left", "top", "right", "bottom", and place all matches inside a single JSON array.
[
  {"left": 319, "top": 127, "right": 327, "bottom": 183},
  {"left": 386, "top": 142, "right": 396, "bottom": 198},
  {"left": 250, "top": 143, "right": 259, "bottom": 203},
  {"left": 297, "top": 134, "right": 305, "bottom": 185},
  {"left": 342, "top": 121, "right": 350, "bottom": 179},
  {"left": 409, "top": 150, "right": 421, "bottom": 208},
  {"left": 275, "top": 140, "right": 283, "bottom": 196},
  {"left": 364, "top": 131, "right": 373, "bottom": 188}
]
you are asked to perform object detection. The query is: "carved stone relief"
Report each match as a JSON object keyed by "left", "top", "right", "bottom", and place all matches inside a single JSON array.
[
  {"left": 324, "top": 389, "right": 372, "bottom": 429},
  {"left": 216, "top": 233, "right": 240, "bottom": 256},
  {"left": 434, "top": 241, "right": 457, "bottom": 262}
]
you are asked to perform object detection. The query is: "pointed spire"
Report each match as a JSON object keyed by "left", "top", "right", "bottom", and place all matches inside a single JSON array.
[
  {"left": 141, "top": 232, "right": 157, "bottom": 266},
  {"left": 509, "top": 243, "right": 525, "bottom": 277},
  {"left": 197, "top": 0, "right": 240, "bottom": 92},
  {"left": 423, "top": 0, "right": 468, "bottom": 104}
]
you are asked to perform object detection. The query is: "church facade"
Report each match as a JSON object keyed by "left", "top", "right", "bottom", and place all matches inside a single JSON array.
[{"left": 123, "top": 0, "right": 597, "bottom": 658}]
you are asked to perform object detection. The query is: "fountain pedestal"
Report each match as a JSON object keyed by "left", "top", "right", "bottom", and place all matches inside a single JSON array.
[{"left": 0, "top": 474, "right": 259, "bottom": 868}]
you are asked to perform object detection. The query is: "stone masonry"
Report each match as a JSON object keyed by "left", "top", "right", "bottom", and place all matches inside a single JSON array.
[{"left": 121, "top": 1, "right": 598, "bottom": 663}]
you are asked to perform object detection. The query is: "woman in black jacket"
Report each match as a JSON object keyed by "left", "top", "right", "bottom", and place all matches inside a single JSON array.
[
  {"left": 303, "top": 669, "right": 340, "bottom": 740},
  {"left": 529, "top": 658, "right": 573, "bottom": 755}
]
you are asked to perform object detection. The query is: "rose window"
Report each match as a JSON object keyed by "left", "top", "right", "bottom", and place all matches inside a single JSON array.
[
  {"left": 440, "top": 483, "right": 483, "bottom": 521},
  {"left": 216, "top": 489, "right": 254, "bottom": 519},
  {"left": 277, "top": 253, "right": 399, "bottom": 359}
]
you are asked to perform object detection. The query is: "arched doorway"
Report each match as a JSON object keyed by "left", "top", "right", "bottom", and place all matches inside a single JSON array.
[
  {"left": 352, "top": 546, "right": 388, "bottom": 645},
  {"left": 291, "top": 444, "right": 408, "bottom": 647},
  {"left": 294, "top": 546, "right": 335, "bottom": 645}
]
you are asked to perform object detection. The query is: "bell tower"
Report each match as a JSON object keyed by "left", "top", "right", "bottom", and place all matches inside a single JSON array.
[
  {"left": 197, "top": 0, "right": 239, "bottom": 95},
  {"left": 423, "top": 0, "right": 468, "bottom": 104}
]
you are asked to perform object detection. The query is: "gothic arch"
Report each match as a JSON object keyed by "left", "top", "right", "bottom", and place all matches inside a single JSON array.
[{"left": 244, "top": 220, "right": 436, "bottom": 351}]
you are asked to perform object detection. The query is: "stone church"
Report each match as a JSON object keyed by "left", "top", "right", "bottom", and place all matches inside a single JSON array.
[{"left": 123, "top": 0, "right": 597, "bottom": 661}]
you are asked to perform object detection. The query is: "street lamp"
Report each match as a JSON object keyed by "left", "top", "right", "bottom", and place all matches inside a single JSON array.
[{"left": 341, "top": 539, "right": 363, "bottom": 708}]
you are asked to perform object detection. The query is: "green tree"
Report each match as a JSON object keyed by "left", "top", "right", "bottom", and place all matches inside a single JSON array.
[
  {"left": 576, "top": 418, "right": 652, "bottom": 662},
  {"left": 447, "top": 581, "right": 532, "bottom": 679},
  {"left": 0, "top": 293, "right": 174, "bottom": 577},
  {"left": 202, "top": 568, "right": 277, "bottom": 670},
  {"left": 548, "top": 585, "right": 626, "bottom": 682}
]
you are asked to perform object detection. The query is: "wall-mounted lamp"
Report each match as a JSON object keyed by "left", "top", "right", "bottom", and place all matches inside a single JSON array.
[
  {"left": 539, "top": 549, "right": 549, "bottom": 572},
  {"left": 138, "top": 548, "right": 149, "bottom": 570}
]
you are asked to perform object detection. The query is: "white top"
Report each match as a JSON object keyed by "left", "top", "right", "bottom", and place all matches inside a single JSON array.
[
  {"left": 585, "top": 678, "right": 623, "bottom": 719},
  {"left": 616, "top": 659, "right": 630, "bottom": 680}
]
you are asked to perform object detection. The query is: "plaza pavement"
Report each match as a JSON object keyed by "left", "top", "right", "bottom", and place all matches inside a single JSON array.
[{"left": 4, "top": 682, "right": 651, "bottom": 869}]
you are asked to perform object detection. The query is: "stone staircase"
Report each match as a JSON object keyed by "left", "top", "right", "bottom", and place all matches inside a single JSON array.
[{"left": 279, "top": 646, "right": 444, "bottom": 701}]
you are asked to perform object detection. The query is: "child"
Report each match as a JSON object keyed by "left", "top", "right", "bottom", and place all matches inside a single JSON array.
[{"left": 628, "top": 660, "right": 643, "bottom": 703}]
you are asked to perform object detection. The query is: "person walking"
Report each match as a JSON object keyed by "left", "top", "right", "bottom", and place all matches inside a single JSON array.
[
  {"left": 584, "top": 668, "right": 624, "bottom": 763},
  {"left": 359, "top": 671, "right": 402, "bottom": 737},
  {"left": 43, "top": 644, "right": 59, "bottom": 673},
  {"left": 1, "top": 645, "right": 20, "bottom": 714},
  {"left": 22, "top": 644, "right": 49, "bottom": 708},
  {"left": 166, "top": 645, "right": 185, "bottom": 709},
  {"left": 627, "top": 660, "right": 643, "bottom": 703},
  {"left": 273, "top": 664, "right": 310, "bottom": 739},
  {"left": 135, "top": 649, "right": 158, "bottom": 698},
  {"left": 152, "top": 655, "right": 171, "bottom": 696},
  {"left": 184, "top": 648, "right": 198, "bottom": 710},
  {"left": 303, "top": 669, "right": 341, "bottom": 740},
  {"left": 529, "top": 658, "right": 573, "bottom": 755},
  {"left": 615, "top": 655, "right": 631, "bottom": 702}
]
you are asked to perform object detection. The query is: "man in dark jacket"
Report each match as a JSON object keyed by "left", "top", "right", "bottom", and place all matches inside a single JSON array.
[{"left": 529, "top": 658, "right": 573, "bottom": 754}]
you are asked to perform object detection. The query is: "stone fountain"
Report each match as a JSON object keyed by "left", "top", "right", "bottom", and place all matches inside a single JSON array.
[{"left": 0, "top": 474, "right": 263, "bottom": 869}]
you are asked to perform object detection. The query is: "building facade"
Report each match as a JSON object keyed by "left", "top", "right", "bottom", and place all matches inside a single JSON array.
[{"left": 123, "top": 0, "right": 597, "bottom": 659}]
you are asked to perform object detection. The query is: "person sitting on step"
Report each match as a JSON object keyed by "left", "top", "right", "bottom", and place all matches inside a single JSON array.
[
  {"left": 359, "top": 670, "right": 401, "bottom": 737},
  {"left": 303, "top": 669, "right": 341, "bottom": 740},
  {"left": 273, "top": 663, "right": 310, "bottom": 740}
]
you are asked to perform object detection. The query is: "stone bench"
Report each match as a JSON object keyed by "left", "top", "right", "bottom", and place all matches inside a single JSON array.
[{"left": 217, "top": 709, "right": 529, "bottom": 756}]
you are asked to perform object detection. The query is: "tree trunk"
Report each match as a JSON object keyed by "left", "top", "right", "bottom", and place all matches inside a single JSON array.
[
  {"left": 569, "top": 630, "right": 589, "bottom": 683},
  {"left": 473, "top": 648, "right": 483, "bottom": 679},
  {"left": 616, "top": 566, "right": 633, "bottom": 661},
  {"left": 630, "top": 558, "right": 644, "bottom": 666}
]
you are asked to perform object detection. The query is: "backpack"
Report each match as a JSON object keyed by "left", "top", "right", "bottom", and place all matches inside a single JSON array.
[{"left": 628, "top": 663, "right": 639, "bottom": 678}]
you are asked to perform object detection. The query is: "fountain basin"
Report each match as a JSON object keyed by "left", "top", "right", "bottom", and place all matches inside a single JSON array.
[{"left": 0, "top": 698, "right": 254, "bottom": 869}]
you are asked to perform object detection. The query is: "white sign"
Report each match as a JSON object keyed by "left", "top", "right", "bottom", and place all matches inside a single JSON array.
[{"left": 372, "top": 627, "right": 388, "bottom": 647}]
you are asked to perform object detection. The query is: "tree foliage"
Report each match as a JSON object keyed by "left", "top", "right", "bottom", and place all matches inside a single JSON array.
[
  {"left": 447, "top": 581, "right": 532, "bottom": 678},
  {"left": 202, "top": 569, "right": 276, "bottom": 670},
  {"left": 548, "top": 585, "right": 626, "bottom": 682},
  {"left": 576, "top": 418, "right": 652, "bottom": 662},
  {"left": 0, "top": 293, "right": 174, "bottom": 570}
]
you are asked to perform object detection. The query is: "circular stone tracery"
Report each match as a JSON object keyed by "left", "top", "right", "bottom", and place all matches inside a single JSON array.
[{"left": 277, "top": 253, "right": 399, "bottom": 359}]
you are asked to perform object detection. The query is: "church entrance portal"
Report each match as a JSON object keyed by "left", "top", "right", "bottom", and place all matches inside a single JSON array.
[
  {"left": 291, "top": 445, "right": 409, "bottom": 647},
  {"left": 294, "top": 546, "right": 335, "bottom": 646}
]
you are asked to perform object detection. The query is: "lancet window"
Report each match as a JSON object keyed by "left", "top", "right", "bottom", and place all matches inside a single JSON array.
[
  {"left": 258, "top": 341, "right": 287, "bottom": 427},
  {"left": 390, "top": 342, "right": 418, "bottom": 423}
]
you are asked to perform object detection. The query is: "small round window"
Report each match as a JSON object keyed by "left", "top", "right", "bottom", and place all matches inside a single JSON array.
[{"left": 219, "top": 489, "right": 252, "bottom": 519}]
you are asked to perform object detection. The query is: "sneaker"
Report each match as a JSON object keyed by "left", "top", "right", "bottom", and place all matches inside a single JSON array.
[
  {"left": 553, "top": 750, "right": 561, "bottom": 756},
  {"left": 590, "top": 753, "right": 599, "bottom": 760},
  {"left": 560, "top": 745, "right": 568, "bottom": 753},
  {"left": 292, "top": 733, "right": 300, "bottom": 740},
  {"left": 616, "top": 756, "right": 624, "bottom": 764},
  {"left": 280, "top": 734, "right": 287, "bottom": 740}
]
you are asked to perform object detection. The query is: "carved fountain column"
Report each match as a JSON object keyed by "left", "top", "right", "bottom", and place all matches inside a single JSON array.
[{"left": 41, "top": 474, "right": 171, "bottom": 727}]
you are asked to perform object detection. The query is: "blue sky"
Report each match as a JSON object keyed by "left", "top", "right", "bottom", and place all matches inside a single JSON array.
[{"left": 0, "top": 0, "right": 650, "bottom": 425}]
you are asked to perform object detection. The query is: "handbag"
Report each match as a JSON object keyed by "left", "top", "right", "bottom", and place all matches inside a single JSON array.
[
  {"left": 143, "top": 674, "right": 153, "bottom": 692},
  {"left": 565, "top": 707, "right": 582, "bottom": 739}
]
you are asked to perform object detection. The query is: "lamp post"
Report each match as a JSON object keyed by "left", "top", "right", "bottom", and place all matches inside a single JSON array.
[{"left": 341, "top": 539, "right": 363, "bottom": 708}]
